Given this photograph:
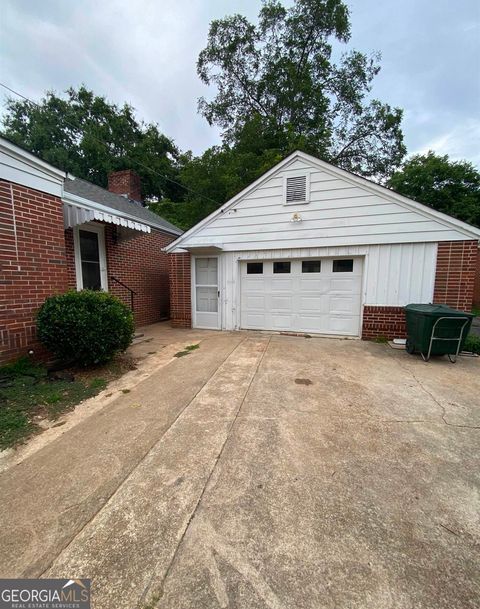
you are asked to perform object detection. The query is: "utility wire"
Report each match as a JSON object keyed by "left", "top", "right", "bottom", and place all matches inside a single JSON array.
[{"left": 0, "top": 81, "right": 221, "bottom": 206}]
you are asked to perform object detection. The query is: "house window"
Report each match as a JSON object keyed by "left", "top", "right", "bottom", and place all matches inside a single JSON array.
[
  {"left": 284, "top": 175, "right": 309, "bottom": 204},
  {"left": 302, "top": 260, "right": 321, "bottom": 273},
  {"left": 273, "top": 261, "right": 291, "bottom": 274},
  {"left": 74, "top": 225, "right": 108, "bottom": 291},
  {"left": 247, "top": 262, "right": 263, "bottom": 274},
  {"left": 332, "top": 259, "right": 354, "bottom": 273}
]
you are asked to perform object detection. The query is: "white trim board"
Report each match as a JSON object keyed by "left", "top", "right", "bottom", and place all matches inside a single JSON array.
[{"left": 0, "top": 137, "right": 66, "bottom": 197}]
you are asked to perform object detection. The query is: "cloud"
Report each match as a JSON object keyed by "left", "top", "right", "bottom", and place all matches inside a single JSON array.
[
  {"left": 414, "top": 119, "right": 480, "bottom": 165},
  {"left": 1, "top": 0, "right": 479, "bottom": 165}
]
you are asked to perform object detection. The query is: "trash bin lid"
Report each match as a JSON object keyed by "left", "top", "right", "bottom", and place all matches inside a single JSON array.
[{"left": 404, "top": 303, "right": 473, "bottom": 318}]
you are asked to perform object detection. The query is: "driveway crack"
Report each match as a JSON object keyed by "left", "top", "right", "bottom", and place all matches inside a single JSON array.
[
  {"left": 399, "top": 361, "right": 480, "bottom": 430},
  {"left": 140, "top": 335, "right": 272, "bottom": 607}
]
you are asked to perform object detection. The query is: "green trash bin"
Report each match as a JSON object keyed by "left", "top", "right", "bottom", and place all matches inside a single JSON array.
[{"left": 404, "top": 304, "right": 473, "bottom": 362}]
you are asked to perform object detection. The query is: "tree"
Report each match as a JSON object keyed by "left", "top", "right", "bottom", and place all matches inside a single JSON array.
[
  {"left": 197, "top": 0, "right": 406, "bottom": 180},
  {"left": 389, "top": 152, "right": 480, "bottom": 227},
  {"left": 148, "top": 143, "right": 283, "bottom": 229},
  {"left": 1, "top": 86, "right": 183, "bottom": 201}
]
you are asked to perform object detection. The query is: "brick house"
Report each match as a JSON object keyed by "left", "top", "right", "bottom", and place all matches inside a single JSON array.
[
  {"left": 0, "top": 137, "right": 181, "bottom": 364},
  {"left": 166, "top": 150, "right": 480, "bottom": 339}
]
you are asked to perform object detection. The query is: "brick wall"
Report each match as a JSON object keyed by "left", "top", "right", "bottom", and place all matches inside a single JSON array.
[
  {"left": 362, "top": 240, "right": 478, "bottom": 340},
  {"left": 0, "top": 179, "right": 68, "bottom": 364},
  {"left": 433, "top": 240, "right": 477, "bottom": 311},
  {"left": 474, "top": 248, "right": 480, "bottom": 307},
  {"left": 362, "top": 306, "right": 406, "bottom": 340},
  {"left": 65, "top": 225, "right": 175, "bottom": 327},
  {"left": 108, "top": 170, "right": 142, "bottom": 202},
  {"left": 169, "top": 253, "right": 191, "bottom": 327}
]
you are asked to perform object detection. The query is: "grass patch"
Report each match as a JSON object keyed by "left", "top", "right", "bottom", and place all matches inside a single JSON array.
[
  {"left": 0, "top": 357, "right": 112, "bottom": 450},
  {"left": 472, "top": 306, "right": 480, "bottom": 318},
  {"left": 464, "top": 334, "right": 480, "bottom": 354},
  {"left": 174, "top": 343, "right": 201, "bottom": 358},
  {"left": 185, "top": 344, "right": 200, "bottom": 351},
  {"left": 373, "top": 335, "right": 389, "bottom": 344}
]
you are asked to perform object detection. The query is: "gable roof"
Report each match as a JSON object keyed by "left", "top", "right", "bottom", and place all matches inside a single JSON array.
[
  {"left": 64, "top": 177, "right": 182, "bottom": 236},
  {"left": 166, "top": 150, "right": 480, "bottom": 251}
]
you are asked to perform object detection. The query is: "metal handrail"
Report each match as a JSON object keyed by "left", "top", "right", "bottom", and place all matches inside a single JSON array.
[{"left": 110, "top": 275, "right": 137, "bottom": 311}]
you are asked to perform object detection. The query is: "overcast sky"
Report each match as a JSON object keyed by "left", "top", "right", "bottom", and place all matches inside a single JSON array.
[{"left": 1, "top": 0, "right": 479, "bottom": 165}]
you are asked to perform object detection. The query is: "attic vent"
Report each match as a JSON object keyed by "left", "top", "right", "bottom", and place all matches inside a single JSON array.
[{"left": 285, "top": 175, "right": 308, "bottom": 204}]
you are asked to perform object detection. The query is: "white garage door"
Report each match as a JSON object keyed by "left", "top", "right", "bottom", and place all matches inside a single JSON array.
[{"left": 240, "top": 257, "right": 363, "bottom": 336}]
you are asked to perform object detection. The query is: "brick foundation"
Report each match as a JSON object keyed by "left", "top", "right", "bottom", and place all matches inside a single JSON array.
[
  {"left": 433, "top": 240, "right": 478, "bottom": 311},
  {"left": 169, "top": 253, "right": 191, "bottom": 327},
  {"left": 361, "top": 306, "right": 406, "bottom": 340},
  {"left": 0, "top": 179, "right": 68, "bottom": 364}
]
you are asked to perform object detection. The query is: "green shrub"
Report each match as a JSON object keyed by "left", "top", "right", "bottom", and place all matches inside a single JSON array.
[
  {"left": 37, "top": 290, "right": 135, "bottom": 366},
  {"left": 464, "top": 334, "right": 480, "bottom": 354}
]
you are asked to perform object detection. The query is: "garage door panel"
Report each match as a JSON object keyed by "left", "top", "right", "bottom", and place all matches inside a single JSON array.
[
  {"left": 330, "top": 277, "right": 361, "bottom": 292},
  {"left": 241, "top": 257, "right": 362, "bottom": 336},
  {"left": 299, "top": 278, "right": 327, "bottom": 292},
  {"left": 271, "top": 315, "right": 294, "bottom": 329},
  {"left": 245, "top": 295, "right": 266, "bottom": 309},
  {"left": 244, "top": 313, "right": 267, "bottom": 328},
  {"left": 271, "top": 296, "right": 293, "bottom": 310},
  {"left": 299, "top": 296, "right": 327, "bottom": 313},
  {"left": 329, "top": 315, "right": 358, "bottom": 333},
  {"left": 329, "top": 296, "right": 357, "bottom": 314},
  {"left": 271, "top": 279, "right": 293, "bottom": 290}
]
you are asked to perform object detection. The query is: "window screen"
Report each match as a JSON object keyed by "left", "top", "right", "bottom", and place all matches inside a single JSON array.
[
  {"left": 273, "top": 261, "right": 291, "bottom": 274},
  {"left": 247, "top": 262, "right": 263, "bottom": 274},
  {"left": 286, "top": 176, "right": 307, "bottom": 203},
  {"left": 332, "top": 259, "right": 354, "bottom": 273},
  {"left": 302, "top": 260, "right": 321, "bottom": 273}
]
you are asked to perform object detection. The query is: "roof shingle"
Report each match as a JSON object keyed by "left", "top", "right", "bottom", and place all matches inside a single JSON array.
[{"left": 64, "top": 177, "right": 182, "bottom": 235}]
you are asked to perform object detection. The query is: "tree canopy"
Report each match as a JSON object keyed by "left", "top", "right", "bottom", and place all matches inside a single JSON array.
[
  {"left": 197, "top": 0, "right": 406, "bottom": 180},
  {"left": 2, "top": 1, "right": 478, "bottom": 232},
  {"left": 389, "top": 152, "right": 480, "bottom": 228},
  {"left": 1, "top": 86, "right": 183, "bottom": 201}
]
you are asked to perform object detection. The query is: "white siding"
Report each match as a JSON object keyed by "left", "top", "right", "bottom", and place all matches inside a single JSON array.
[
  {"left": 207, "top": 243, "right": 437, "bottom": 331},
  {"left": 0, "top": 145, "right": 64, "bottom": 197},
  {"left": 180, "top": 157, "right": 470, "bottom": 250}
]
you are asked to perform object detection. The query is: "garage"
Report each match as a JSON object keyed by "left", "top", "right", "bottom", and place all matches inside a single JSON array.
[
  {"left": 167, "top": 151, "right": 480, "bottom": 339},
  {"left": 240, "top": 257, "right": 363, "bottom": 335}
]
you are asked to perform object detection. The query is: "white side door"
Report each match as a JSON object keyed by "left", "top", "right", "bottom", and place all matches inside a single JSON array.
[{"left": 193, "top": 257, "right": 220, "bottom": 329}]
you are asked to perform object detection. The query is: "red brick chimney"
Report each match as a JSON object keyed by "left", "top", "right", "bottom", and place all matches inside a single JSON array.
[{"left": 108, "top": 169, "right": 142, "bottom": 202}]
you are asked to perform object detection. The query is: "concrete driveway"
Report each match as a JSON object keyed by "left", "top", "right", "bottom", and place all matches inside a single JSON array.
[{"left": 0, "top": 326, "right": 479, "bottom": 609}]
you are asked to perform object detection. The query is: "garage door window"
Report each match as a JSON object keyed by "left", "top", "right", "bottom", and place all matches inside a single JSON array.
[
  {"left": 333, "top": 259, "right": 354, "bottom": 272},
  {"left": 247, "top": 262, "right": 263, "bottom": 274},
  {"left": 302, "top": 260, "right": 321, "bottom": 273},
  {"left": 273, "top": 261, "right": 291, "bottom": 273}
]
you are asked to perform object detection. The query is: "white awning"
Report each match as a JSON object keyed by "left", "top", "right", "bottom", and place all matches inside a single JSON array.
[{"left": 63, "top": 201, "right": 151, "bottom": 233}]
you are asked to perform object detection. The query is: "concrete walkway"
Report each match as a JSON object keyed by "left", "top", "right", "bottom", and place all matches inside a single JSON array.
[{"left": 0, "top": 328, "right": 479, "bottom": 609}]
